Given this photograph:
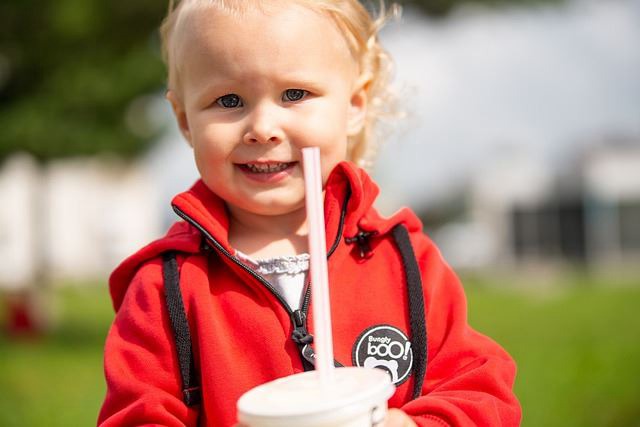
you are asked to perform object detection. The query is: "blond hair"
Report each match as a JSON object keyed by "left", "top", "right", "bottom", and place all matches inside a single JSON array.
[{"left": 160, "top": 0, "right": 399, "bottom": 168}]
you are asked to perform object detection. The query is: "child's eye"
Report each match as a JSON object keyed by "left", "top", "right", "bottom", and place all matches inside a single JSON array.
[
  {"left": 216, "top": 94, "right": 243, "bottom": 108},
  {"left": 282, "top": 89, "right": 308, "bottom": 102}
]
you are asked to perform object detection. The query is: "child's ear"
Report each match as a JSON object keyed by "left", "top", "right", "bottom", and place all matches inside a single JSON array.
[
  {"left": 166, "top": 90, "right": 192, "bottom": 145},
  {"left": 347, "top": 73, "right": 372, "bottom": 137}
]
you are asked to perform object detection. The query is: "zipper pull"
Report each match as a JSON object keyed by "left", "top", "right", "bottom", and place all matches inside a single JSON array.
[
  {"left": 300, "top": 344, "right": 344, "bottom": 368},
  {"left": 291, "top": 310, "right": 345, "bottom": 368},
  {"left": 291, "top": 310, "right": 313, "bottom": 345},
  {"left": 301, "top": 344, "right": 316, "bottom": 365}
]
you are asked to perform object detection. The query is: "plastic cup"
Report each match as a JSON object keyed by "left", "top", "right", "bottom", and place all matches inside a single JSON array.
[{"left": 237, "top": 367, "right": 395, "bottom": 427}]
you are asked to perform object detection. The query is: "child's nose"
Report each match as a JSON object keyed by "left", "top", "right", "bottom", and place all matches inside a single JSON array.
[{"left": 243, "top": 104, "right": 285, "bottom": 145}]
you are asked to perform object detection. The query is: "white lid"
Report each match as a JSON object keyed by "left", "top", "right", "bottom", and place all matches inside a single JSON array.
[{"left": 237, "top": 367, "right": 394, "bottom": 425}]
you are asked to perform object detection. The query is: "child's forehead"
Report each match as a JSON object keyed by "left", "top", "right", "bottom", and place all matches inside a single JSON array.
[
  {"left": 169, "top": 2, "right": 362, "bottom": 94},
  {"left": 173, "top": 1, "right": 356, "bottom": 67}
]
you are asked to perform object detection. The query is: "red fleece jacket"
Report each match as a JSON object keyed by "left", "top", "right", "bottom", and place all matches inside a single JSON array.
[{"left": 98, "top": 162, "right": 521, "bottom": 427}]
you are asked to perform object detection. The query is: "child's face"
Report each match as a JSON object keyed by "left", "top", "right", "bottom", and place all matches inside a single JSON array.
[{"left": 168, "top": 3, "right": 368, "bottom": 219}]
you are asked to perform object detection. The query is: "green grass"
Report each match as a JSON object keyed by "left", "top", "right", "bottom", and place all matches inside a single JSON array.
[
  {"left": 464, "top": 273, "right": 640, "bottom": 427},
  {"left": 0, "top": 285, "right": 113, "bottom": 427},
  {"left": 1, "top": 275, "right": 639, "bottom": 426}
]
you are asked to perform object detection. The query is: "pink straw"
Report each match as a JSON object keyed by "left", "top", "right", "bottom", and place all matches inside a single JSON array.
[{"left": 302, "top": 147, "right": 334, "bottom": 383}]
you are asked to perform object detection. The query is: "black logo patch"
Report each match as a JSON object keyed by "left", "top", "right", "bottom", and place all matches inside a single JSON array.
[{"left": 352, "top": 324, "right": 413, "bottom": 385}]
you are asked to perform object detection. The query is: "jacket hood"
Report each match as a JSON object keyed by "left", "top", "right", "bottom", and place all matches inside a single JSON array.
[{"left": 108, "top": 161, "right": 422, "bottom": 311}]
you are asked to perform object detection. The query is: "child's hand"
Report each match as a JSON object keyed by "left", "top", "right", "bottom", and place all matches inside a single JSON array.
[{"left": 384, "top": 408, "right": 418, "bottom": 427}]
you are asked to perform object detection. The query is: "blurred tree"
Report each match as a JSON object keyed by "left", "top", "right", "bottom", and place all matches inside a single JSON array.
[
  {"left": 400, "top": 0, "right": 564, "bottom": 17},
  {"left": 0, "top": 1, "right": 172, "bottom": 335},
  {"left": 0, "top": 0, "right": 167, "bottom": 162}
]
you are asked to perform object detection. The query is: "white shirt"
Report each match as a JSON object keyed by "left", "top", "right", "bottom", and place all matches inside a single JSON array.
[{"left": 236, "top": 251, "right": 310, "bottom": 311}]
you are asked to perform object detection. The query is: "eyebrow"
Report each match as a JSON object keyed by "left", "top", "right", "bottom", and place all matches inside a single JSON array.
[{"left": 195, "top": 74, "right": 326, "bottom": 95}]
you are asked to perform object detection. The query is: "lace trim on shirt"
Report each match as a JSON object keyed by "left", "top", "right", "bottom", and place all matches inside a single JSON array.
[{"left": 236, "top": 252, "right": 310, "bottom": 275}]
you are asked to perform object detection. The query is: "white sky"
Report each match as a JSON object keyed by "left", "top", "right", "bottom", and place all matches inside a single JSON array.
[
  {"left": 149, "top": 0, "right": 640, "bottom": 217},
  {"left": 373, "top": 0, "right": 640, "bottom": 212}
]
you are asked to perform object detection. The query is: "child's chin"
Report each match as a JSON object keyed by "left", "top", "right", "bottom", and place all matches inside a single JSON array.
[{"left": 249, "top": 199, "right": 306, "bottom": 217}]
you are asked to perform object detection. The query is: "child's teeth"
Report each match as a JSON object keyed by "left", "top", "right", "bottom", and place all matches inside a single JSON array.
[{"left": 247, "top": 163, "right": 289, "bottom": 173}]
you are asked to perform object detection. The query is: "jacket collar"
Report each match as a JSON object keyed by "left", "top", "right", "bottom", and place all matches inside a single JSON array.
[
  {"left": 169, "top": 161, "right": 381, "bottom": 252},
  {"left": 109, "top": 161, "right": 421, "bottom": 311}
]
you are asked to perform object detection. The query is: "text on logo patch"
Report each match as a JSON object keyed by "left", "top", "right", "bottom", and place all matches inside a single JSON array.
[{"left": 352, "top": 324, "right": 413, "bottom": 385}]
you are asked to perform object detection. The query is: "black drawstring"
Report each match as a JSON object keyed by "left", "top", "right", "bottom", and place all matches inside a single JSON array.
[
  {"left": 163, "top": 252, "right": 202, "bottom": 407},
  {"left": 345, "top": 230, "right": 377, "bottom": 258},
  {"left": 391, "top": 225, "right": 427, "bottom": 400}
]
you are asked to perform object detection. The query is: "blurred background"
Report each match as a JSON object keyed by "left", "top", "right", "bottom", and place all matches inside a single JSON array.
[{"left": 0, "top": 0, "right": 638, "bottom": 425}]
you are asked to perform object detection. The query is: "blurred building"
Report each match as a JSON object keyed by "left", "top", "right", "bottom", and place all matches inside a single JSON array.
[
  {"left": 0, "top": 154, "right": 39, "bottom": 289},
  {"left": 0, "top": 153, "right": 162, "bottom": 289},
  {"left": 582, "top": 138, "right": 640, "bottom": 266},
  {"left": 2, "top": 135, "right": 639, "bottom": 287},
  {"left": 433, "top": 136, "right": 640, "bottom": 270}
]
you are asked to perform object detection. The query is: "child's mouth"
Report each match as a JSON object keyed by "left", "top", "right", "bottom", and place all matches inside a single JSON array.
[
  {"left": 236, "top": 161, "right": 297, "bottom": 183},
  {"left": 239, "top": 162, "right": 294, "bottom": 174}
]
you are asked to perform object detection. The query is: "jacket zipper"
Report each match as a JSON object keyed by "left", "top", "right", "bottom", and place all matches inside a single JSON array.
[{"left": 171, "top": 188, "right": 350, "bottom": 369}]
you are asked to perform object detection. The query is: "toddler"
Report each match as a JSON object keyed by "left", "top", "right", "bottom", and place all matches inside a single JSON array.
[{"left": 99, "top": 0, "right": 521, "bottom": 426}]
